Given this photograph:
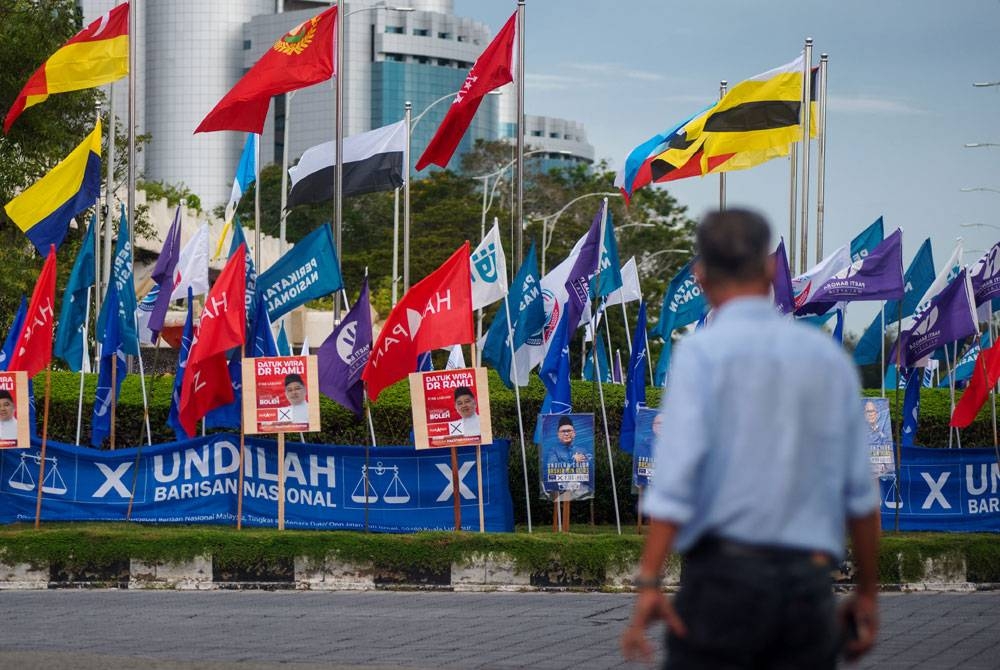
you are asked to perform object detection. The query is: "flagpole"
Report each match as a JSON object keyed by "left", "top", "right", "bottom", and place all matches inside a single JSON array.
[
  {"left": 620, "top": 302, "right": 633, "bottom": 357},
  {"left": 334, "top": 2, "right": 345, "bottom": 323},
  {"left": 788, "top": 143, "right": 798, "bottom": 273},
  {"left": 502, "top": 293, "right": 533, "bottom": 533},
  {"left": 237, "top": 427, "right": 246, "bottom": 530},
  {"left": 403, "top": 102, "right": 412, "bottom": 293},
  {"left": 103, "top": 86, "right": 115, "bottom": 304},
  {"left": 592, "top": 198, "right": 622, "bottom": 534},
  {"left": 798, "top": 38, "right": 813, "bottom": 274},
  {"left": 880, "top": 304, "right": 886, "bottom": 397},
  {"left": 109, "top": 354, "right": 118, "bottom": 450},
  {"left": 515, "top": 1, "right": 526, "bottom": 268},
  {"left": 718, "top": 80, "right": 727, "bottom": 211},
  {"left": 127, "top": 0, "right": 136, "bottom": 254},
  {"left": 33, "top": 368, "right": 53, "bottom": 529},
  {"left": 815, "top": 53, "right": 829, "bottom": 264},
  {"left": 363, "top": 383, "right": 374, "bottom": 533},
  {"left": 893, "top": 301, "right": 903, "bottom": 531},
  {"left": 75, "top": 286, "right": 92, "bottom": 446},
  {"left": 392, "top": 188, "right": 400, "bottom": 306},
  {"left": 136, "top": 349, "right": 153, "bottom": 446},
  {"left": 254, "top": 128, "right": 262, "bottom": 272}
]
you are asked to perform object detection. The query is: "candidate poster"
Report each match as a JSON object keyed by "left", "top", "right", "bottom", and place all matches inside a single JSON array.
[
  {"left": 539, "top": 413, "right": 594, "bottom": 501},
  {"left": 0, "top": 371, "right": 28, "bottom": 449},
  {"left": 632, "top": 407, "right": 660, "bottom": 489},
  {"left": 863, "top": 397, "right": 894, "bottom": 476},
  {"left": 242, "top": 356, "right": 320, "bottom": 434},
  {"left": 409, "top": 367, "right": 492, "bottom": 449}
]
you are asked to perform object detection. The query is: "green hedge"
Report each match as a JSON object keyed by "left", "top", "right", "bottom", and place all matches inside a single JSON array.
[{"left": 29, "top": 371, "right": 995, "bottom": 527}]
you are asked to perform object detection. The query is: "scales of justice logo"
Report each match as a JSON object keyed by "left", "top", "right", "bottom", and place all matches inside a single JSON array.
[{"left": 8, "top": 452, "right": 68, "bottom": 495}]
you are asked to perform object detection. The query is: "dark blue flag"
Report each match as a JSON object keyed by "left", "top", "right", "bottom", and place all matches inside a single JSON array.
[
  {"left": 901, "top": 366, "right": 921, "bottom": 446},
  {"left": 95, "top": 204, "right": 139, "bottom": 356},
  {"left": 619, "top": 301, "right": 648, "bottom": 453},
  {"left": 53, "top": 214, "right": 96, "bottom": 371},
  {"left": 91, "top": 282, "right": 127, "bottom": 446},
  {"left": 482, "top": 242, "right": 545, "bottom": 388},
  {"left": 167, "top": 289, "right": 195, "bottom": 440},
  {"left": 540, "top": 309, "right": 572, "bottom": 414},
  {"left": 583, "top": 334, "right": 611, "bottom": 382},
  {"left": 0, "top": 296, "right": 28, "bottom": 371}
]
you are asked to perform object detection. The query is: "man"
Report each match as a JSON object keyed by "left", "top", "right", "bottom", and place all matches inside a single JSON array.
[
  {"left": 281, "top": 374, "right": 309, "bottom": 424},
  {"left": 621, "top": 209, "right": 880, "bottom": 668},
  {"left": 865, "top": 399, "right": 890, "bottom": 445},
  {"left": 546, "top": 416, "right": 588, "bottom": 468},
  {"left": 453, "top": 386, "right": 481, "bottom": 437},
  {"left": 0, "top": 390, "right": 16, "bottom": 440}
]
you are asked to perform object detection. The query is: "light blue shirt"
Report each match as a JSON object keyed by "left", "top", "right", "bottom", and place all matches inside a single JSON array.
[{"left": 642, "top": 297, "right": 878, "bottom": 559}]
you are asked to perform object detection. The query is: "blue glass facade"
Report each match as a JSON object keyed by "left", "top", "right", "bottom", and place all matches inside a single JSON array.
[{"left": 372, "top": 61, "right": 499, "bottom": 175}]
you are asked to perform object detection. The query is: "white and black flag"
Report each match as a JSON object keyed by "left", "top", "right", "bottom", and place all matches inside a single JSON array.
[{"left": 287, "top": 120, "right": 406, "bottom": 208}]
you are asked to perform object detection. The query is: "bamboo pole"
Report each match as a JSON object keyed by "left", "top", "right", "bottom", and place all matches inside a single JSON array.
[{"left": 33, "top": 369, "right": 52, "bottom": 529}]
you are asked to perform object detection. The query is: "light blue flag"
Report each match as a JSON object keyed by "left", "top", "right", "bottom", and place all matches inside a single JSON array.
[
  {"left": 229, "top": 219, "right": 257, "bottom": 325},
  {"left": 167, "top": 289, "right": 194, "bottom": 440},
  {"left": 257, "top": 223, "right": 343, "bottom": 321},
  {"left": 248, "top": 291, "right": 278, "bottom": 358},
  {"left": 91, "top": 282, "right": 127, "bottom": 446},
  {"left": 96, "top": 204, "right": 139, "bottom": 356},
  {"left": 855, "top": 238, "right": 935, "bottom": 365},
  {"left": 655, "top": 259, "right": 707, "bottom": 340},
  {"left": 540, "top": 311, "right": 572, "bottom": 414},
  {"left": 53, "top": 214, "right": 96, "bottom": 371},
  {"left": 225, "top": 133, "right": 258, "bottom": 221},
  {"left": 583, "top": 335, "right": 611, "bottom": 382},
  {"left": 592, "top": 208, "right": 623, "bottom": 298},
  {"left": 482, "top": 242, "right": 545, "bottom": 389},
  {"left": 619, "top": 301, "right": 648, "bottom": 453},
  {"left": 850, "top": 216, "right": 884, "bottom": 262},
  {"left": 0, "top": 296, "right": 28, "bottom": 371},
  {"left": 276, "top": 322, "right": 291, "bottom": 356},
  {"left": 939, "top": 334, "right": 988, "bottom": 387}
]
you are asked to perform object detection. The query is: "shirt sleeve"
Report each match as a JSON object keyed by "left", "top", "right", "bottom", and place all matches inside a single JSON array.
[
  {"left": 641, "top": 341, "right": 711, "bottom": 525},
  {"left": 842, "top": 364, "right": 880, "bottom": 518}
]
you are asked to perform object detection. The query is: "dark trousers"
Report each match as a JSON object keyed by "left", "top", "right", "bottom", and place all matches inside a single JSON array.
[{"left": 664, "top": 539, "right": 838, "bottom": 670}]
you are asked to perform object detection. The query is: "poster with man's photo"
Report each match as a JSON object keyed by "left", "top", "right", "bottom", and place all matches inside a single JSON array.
[
  {"left": 0, "top": 371, "right": 28, "bottom": 449},
  {"left": 863, "top": 396, "right": 894, "bottom": 477},
  {"left": 241, "top": 356, "right": 320, "bottom": 434},
  {"left": 538, "top": 413, "right": 594, "bottom": 501},
  {"left": 409, "top": 366, "right": 492, "bottom": 449},
  {"left": 632, "top": 407, "right": 661, "bottom": 490}
]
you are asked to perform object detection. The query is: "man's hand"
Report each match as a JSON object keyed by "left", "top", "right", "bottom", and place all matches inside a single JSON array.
[
  {"left": 839, "top": 592, "right": 878, "bottom": 662},
  {"left": 572, "top": 452, "right": 587, "bottom": 463},
  {"left": 620, "top": 589, "right": 687, "bottom": 663}
]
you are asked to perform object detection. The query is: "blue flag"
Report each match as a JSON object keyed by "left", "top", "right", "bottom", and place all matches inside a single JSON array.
[
  {"left": 771, "top": 238, "right": 795, "bottom": 314},
  {"left": 146, "top": 206, "right": 183, "bottom": 338},
  {"left": 167, "top": 289, "right": 194, "bottom": 440},
  {"left": 276, "top": 322, "right": 291, "bottom": 356},
  {"left": 0, "top": 296, "right": 28, "bottom": 371},
  {"left": 592, "top": 207, "right": 623, "bottom": 298},
  {"left": 855, "top": 238, "right": 934, "bottom": 365},
  {"left": 257, "top": 223, "right": 343, "bottom": 321},
  {"left": 940, "top": 334, "right": 988, "bottom": 387},
  {"left": 318, "top": 278, "right": 372, "bottom": 417},
  {"left": 53, "top": 214, "right": 96, "bottom": 371},
  {"left": 619, "top": 301, "right": 648, "bottom": 453},
  {"left": 583, "top": 334, "right": 611, "bottom": 382},
  {"left": 248, "top": 291, "right": 278, "bottom": 358},
  {"left": 540, "top": 310, "right": 572, "bottom": 414},
  {"left": 850, "top": 216, "right": 884, "bottom": 262},
  {"left": 655, "top": 259, "right": 707, "bottom": 340},
  {"left": 901, "top": 366, "right": 921, "bottom": 447},
  {"left": 96, "top": 204, "right": 139, "bottom": 356},
  {"left": 654, "top": 340, "right": 670, "bottom": 387},
  {"left": 417, "top": 351, "right": 434, "bottom": 372},
  {"left": 482, "top": 242, "right": 545, "bottom": 389},
  {"left": 91, "top": 282, "right": 127, "bottom": 446},
  {"left": 204, "top": 354, "right": 243, "bottom": 429},
  {"left": 229, "top": 219, "right": 257, "bottom": 325}
]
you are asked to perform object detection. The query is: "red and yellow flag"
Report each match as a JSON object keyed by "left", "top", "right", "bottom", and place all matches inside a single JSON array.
[
  {"left": 196, "top": 7, "right": 337, "bottom": 134},
  {"left": 4, "top": 3, "right": 129, "bottom": 133}
]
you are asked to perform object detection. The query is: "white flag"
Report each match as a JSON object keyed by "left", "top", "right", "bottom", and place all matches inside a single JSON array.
[
  {"left": 792, "top": 244, "right": 851, "bottom": 309},
  {"left": 604, "top": 256, "right": 641, "bottom": 307},
  {"left": 170, "top": 223, "right": 210, "bottom": 301},
  {"left": 445, "top": 345, "right": 466, "bottom": 370},
  {"left": 300, "top": 336, "right": 310, "bottom": 356},
  {"left": 470, "top": 222, "right": 508, "bottom": 310}
]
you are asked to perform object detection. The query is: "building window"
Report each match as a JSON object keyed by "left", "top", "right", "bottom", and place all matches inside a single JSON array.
[
  {"left": 413, "top": 28, "right": 428, "bottom": 36},
  {"left": 438, "top": 32, "right": 451, "bottom": 39},
  {"left": 416, "top": 56, "right": 429, "bottom": 64},
  {"left": 385, "top": 26, "right": 404, "bottom": 34},
  {"left": 386, "top": 53, "right": 405, "bottom": 62},
  {"left": 243, "top": 40, "right": 251, "bottom": 50},
  {"left": 531, "top": 131, "right": 543, "bottom": 137},
  {"left": 457, "top": 35, "right": 466, "bottom": 42},
  {"left": 437, "top": 59, "right": 451, "bottom": 66},
  {"left": 549, "top": 132, "right": 559, "bottom": 138}
]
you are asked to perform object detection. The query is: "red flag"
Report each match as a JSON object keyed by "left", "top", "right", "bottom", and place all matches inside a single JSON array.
[
  {"left": 195, "top": 7, "right": 336, "bottom": 134},
  {"left": 178, "top": 244, "right": 247, "bottom": 435},
  {"left": 362, "top": 243, "right": 474, "bottom": 400},
  {"left": 951, "top": 342, "right": 1000, "bottom": 428},
  {"left": 414, "top": 13, "right": 517, "bottom": 171},
  {"left": 8, "top": 246, "right": 57, "bottom": 377}
]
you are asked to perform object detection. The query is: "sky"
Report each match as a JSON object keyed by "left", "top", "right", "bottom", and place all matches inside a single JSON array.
[{"left": 454, "top": 0, "right": 1000, "bottom": 334}]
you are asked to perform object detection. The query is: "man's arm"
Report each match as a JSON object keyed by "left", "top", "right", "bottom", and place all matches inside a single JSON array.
[
  {"left": 620, "top": 519, "right": 687, "bottom": 663},
  {"left": 841, "top": 511, "right": 880, "bottom": 661}
]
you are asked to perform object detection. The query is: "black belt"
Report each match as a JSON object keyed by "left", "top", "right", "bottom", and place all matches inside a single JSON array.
[{"left": 687, "top": 535, "right": 832, "bottom": 566}]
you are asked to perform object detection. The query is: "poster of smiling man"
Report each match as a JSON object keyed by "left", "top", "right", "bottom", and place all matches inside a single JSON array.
[
  {"left": 632, "top": 407, "right": 661, "bottom": 490},
  {"left": 409, "top": 367, "right": 492, "bottom": 449},
  {"left": 0, "top": 371, "right": 28, "bottom": 449},
  {"left": 864, "top": 396, "right": 894, "bottom": 476},
  {"left": 242, "top": 356, "right": 320, "bottom": 434},
  {"left": 539, "top": 413, "right": 594, "bottom": 501}
]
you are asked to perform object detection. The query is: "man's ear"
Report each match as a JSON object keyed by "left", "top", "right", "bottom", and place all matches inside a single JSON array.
[
  {"left": 692, "top": 260, "right": 705, "bottom": 286},
  {"left": 763, "top": 254, "right": 776, "bottom": 283}
]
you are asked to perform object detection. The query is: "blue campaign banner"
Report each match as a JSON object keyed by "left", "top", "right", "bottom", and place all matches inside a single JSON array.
[
  {"left": 0, "top": 435, "right": 514, "bottom": 533},
  {"left": 257, "top": 224, "right": 344, "bottom": 321},
  {"left": 879, "top": 445, "right": 1000, "bottom": 531}
]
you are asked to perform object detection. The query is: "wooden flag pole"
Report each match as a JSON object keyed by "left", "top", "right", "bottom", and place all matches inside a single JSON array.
[
  {"left": 33, "top": 368, "right": 53, "bottom": 529},
  {"left": 277, "top": 432, "right": 286, "bottom": 531},
  {"left": 450, "top": 446, "right": 462, "bottom": 531}
]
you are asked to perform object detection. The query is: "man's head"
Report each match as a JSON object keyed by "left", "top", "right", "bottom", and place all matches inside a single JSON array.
[
  {"left": 864, "top": 400, "right": 879, "bottom": 429},
  {"left": 693, "top": 208, "right": 774, "bottom": 307},
  {"left": 0, "top": 390, "right": 13, "bottom": 422},
  {"left": 284, "top": 374, "right": 306, "bottom": 406},
  {"left": 454, "top": 386, "right": 477, "bottom": 418},
  {"left": 557, "top": 415, "right": 575, "bottom": 445}
]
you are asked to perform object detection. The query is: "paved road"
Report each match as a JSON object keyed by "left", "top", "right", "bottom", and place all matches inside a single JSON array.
[{"left": 0, "top": 590, "right": 997, "bottom": 669}]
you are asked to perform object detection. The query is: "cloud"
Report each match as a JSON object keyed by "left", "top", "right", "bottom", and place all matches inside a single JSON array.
[
  {"left": 525, "top": 72, "right": 590, "bottom": 91},
  {"left": 565, "top": 62, "right": 667, "bottom": 82},
  {"left": 826, "top": 94, "right": 926, "bottom": 115}
]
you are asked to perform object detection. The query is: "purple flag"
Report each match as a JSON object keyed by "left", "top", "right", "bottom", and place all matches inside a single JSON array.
[
  {"left": 317, "top": 279, "right": 372, "bottom": 417},
  {"left": 899, "top": 268, "right": 977, "bottom": 367},
  {"left": 771, "top": 238, "right": 794, "bottom": 314},
  {"left": 563, "top": 203, "right": 604, "bottom": 332},
  {"left": 970, "top": 242, "right": 1000, "bottom": 306},
  {"left": 147, "top": 206, "right": 183, "bottom": 337},
  {"left": 807, "top": 228, "right": 905, "bottom": 305}
]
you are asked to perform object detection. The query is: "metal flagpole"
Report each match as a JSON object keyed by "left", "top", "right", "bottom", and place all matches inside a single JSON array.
[
  {"left": 718, "top": 80, "right": 727, "bottom": 211},
  {"left": 798, "top": 38, "right": 813, "bottom": 274},
  {"left": 815, "top": 53, "right": 829, "bottom": 264},
  {"left": 945, "top": 343, "right": 955, "bottom": 448},
  {"left": 620, "top": 302, "right": 633, "bottom": 357},
  {"left": 127, "top": 0, "right": 136, "bottom": 253},
  {"left": 515, "top": 1, "right": 525, "bottom": 268},
  {"left": 404, "top": 102, "right": 412, "bottom": 292},
  {"left": 880, "top": 305, "right": 886, "bottom": 397},
  {"left": 254, "top": 131, "right": 262, "bottom": 272},
  {"left": 391, "top": 188, "right": 400, "bottom": 305},
  {"left": 75, "top": 286, "right": 92, "bottom": 446},
  {"left": 103, "top": 87, "right": 115, "bottom": 308},
  {"left": 788, "top": 144, "right": 798, "bottom": 273},
  {"left": 334, "top": 0, "right": 345, "bottom": 321},
  {"left": 501, "top": 291, "right": 532, "bottom": 532}
]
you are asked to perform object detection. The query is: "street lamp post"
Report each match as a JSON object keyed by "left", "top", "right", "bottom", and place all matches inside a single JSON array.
[{"left": 533, "top": 191, "right": 621, "bottom": 274}]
